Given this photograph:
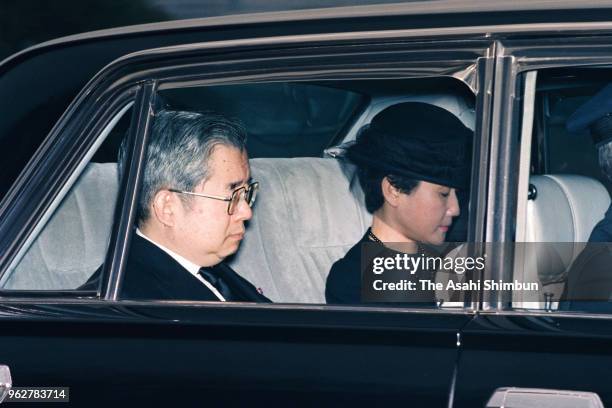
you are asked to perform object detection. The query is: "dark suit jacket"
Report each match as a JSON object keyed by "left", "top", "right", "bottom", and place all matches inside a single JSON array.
[
  {"left": 589, "top": 203, "right": 612, "bottom": 242},
  {"left": 82, "top": 233, "right": 271, "bottom": 303},
  {"left": 559, "top": 242, "right": 612, "bottom": 312}
]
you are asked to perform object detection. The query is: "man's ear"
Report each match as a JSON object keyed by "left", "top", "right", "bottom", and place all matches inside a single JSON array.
[
  {"left": 381, "top": 176, "right": 401, "bottom": 208},
  {"left": 151, "top": 189, "right": 178, "bottom": 227}
]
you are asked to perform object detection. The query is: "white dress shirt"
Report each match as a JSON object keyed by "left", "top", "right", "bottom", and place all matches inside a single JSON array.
[{"left": 136, "top": 228, "right": 226, "bottom": 301}]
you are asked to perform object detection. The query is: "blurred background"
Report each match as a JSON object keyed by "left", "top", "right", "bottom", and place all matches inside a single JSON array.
[{"left": 0, "top": 0, "right": 410, "bottom": 61}]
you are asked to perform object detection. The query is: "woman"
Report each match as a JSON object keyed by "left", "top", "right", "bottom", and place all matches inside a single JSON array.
[{"left": 325, "top": 102, "right": 472, "bottom": 305}]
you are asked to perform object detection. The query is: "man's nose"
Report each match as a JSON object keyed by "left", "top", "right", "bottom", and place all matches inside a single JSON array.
[
  {"left": 447, "top": 189, "right": 460, "bottom": 217},
  {"left": 234, "top": 196, "right": 253, "bottom": 221}
]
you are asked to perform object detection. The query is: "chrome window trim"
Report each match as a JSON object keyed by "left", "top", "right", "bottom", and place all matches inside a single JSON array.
[
  {"left": 7, "top": 296, "right": 612, "bottom": 320},
  {"left": 477, "top": 309, "right": 612, "bottom": 320},
  {"left": 511, "top": 71, "right": 539, "bottom": 310},
  {"left": 6, "top": 0, "right": 612, "bottom": 69},
  {"left": 0, "top": 297, "right": 478, "bottom": 319},
  {"left": 102, "top": 82, "right": 156, "bottom": 301},
  {"left": 514, "top": 71, "right": 538, "bottom": 244},
  {"left": 117, "top": 23, "right": 612, "bottom": 72}
]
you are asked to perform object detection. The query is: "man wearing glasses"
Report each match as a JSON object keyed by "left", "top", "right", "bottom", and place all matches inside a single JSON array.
[{"left": 119, "top": 109, "right": 270, "bottom": 302}]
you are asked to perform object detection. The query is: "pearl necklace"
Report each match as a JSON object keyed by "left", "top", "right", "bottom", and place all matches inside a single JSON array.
[{"left": 366, "top": 228, "right": 426, "bottom": 256}]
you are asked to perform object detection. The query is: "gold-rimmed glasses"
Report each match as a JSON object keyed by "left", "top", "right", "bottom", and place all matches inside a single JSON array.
[{"left": 169, "top": 181, "right": 259, "bottom": 215}]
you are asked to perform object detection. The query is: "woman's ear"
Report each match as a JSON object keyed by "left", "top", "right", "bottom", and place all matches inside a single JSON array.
[
  {"left": 381, "top": 176, "right": 401, "bottom": 208},
  {"left": 151, "top": 189, "right": 177, "bottom": 227}
]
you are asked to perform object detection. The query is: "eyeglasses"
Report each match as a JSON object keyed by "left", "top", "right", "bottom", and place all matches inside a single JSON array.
[{"left": 169, "top": 181, "right": 259, "bottom": 215}]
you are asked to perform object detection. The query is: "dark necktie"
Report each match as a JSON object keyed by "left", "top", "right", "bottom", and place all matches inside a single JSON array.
[{"left": 198, "top": 268, "right": 235, "bottom": 301}]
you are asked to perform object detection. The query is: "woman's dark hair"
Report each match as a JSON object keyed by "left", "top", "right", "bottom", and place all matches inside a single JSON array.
[{"left": 357, "top": 167, "right": 419, "bottom": 213}]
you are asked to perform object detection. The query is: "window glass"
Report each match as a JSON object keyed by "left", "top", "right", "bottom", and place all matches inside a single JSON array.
[
  {"left": 0, "top": 104, "right": 133, "bottom": 292},
  {"left": 513, "top": 68, "right": 612, "bottom": 312},
  {"left": 161, "top": 82, "right": 366, "bottom": 158},
  {"left": 0, "top": 92, "right": 77, "bottom": 203},
  {"left": 535, "top": 69, "right": 612, "bottom": 194},
  {"left": 122, "top": 78, "right": 478, "bottom": 306}
]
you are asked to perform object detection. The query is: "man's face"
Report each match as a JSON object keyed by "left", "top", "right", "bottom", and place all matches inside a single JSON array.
[
  {"left": 391, "top": 181, "right": 460, "bottom": 245},
  {"left": 173, "top": 145, "right": 252, "bottom": 267}
]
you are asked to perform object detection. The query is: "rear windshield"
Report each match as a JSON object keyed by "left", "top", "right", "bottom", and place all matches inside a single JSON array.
[{"left": 160, "top": 83, "right": 366, "bottom": 158}]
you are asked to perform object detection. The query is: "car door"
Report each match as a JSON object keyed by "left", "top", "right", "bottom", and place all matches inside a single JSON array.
[
  {"left": 454, "top": 34, "right": 612, "bottom": 407},
  {"left": 0, "top": 22, "right": 494, "bottom": 406}
]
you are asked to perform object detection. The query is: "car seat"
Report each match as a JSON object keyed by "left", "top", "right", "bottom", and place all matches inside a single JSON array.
[
  {"left": 2, "top": 163, "right": 119, "bottom": 290},
  {"left": 519, "top": 174, "right": 611, "bottom": 307},
  {"left": 228, "top": 158, "right": 371, "bottom": 303}
]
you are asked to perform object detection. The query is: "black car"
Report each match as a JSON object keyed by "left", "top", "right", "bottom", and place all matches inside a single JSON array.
[{"left": 1, "top": 1, "right": 612, "bottom": 406}]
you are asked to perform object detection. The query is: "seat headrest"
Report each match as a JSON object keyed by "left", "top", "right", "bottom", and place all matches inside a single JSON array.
[
  {"left": 249, "top": 158, "right": 370, "bottom": 248},
  {"left": 528, "top": 175, "right": 611, "bottom": 243},
  {"left": 228, "top": 157, "right": 371, "bottom": 303},
  {"left": 526, "top": 174, "right": 611, "bottom": 285}
]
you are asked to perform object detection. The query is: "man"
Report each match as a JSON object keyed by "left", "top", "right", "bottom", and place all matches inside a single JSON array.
[
  {"left": 85, "top": 110, "right": 269, "bottom": 302},
  {"left": 566, "top": 83, "right": 612, "bottom": 243},
  {"left": 325, "top": 102, "right": 472, "bottom": 304},
  {"left": 561, "top": 84, "right": 612, "bottom": 309}
]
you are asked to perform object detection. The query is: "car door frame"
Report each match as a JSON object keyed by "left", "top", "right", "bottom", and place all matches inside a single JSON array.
[
  {"left": 0, "top": 29, "right": 495, "bottom": 406},
  {"left": 455, "top": 32, "right": 612, "bottom": 408}
]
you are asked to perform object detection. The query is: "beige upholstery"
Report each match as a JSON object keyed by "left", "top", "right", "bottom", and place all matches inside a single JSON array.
[
  {"left": 228, "top": 158, "right": 371, "bottom": 303},
  {"left": 3, "top": 158, "right": 369, "bottom": 303},
  {"left": 520, "top": 174, "right": 611, "bottom": 304},
  {"left": 2, "top": 163, "right": 118, "bottom": 290},
  {"left": 528, "top": 175, "right": 610, "bottom": 244}
]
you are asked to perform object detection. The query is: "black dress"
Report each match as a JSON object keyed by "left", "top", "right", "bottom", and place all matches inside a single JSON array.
[{"left": 325, "top": 231, "right": 438, "bottom": 306}]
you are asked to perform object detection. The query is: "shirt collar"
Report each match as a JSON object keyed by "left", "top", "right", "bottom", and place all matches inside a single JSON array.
[{"left": 136, "top": 228, "right": 201, "bottom": 275}]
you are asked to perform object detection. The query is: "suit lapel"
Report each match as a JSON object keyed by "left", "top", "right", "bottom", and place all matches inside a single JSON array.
[
  {"left": 213, "top": 263, "right": 271, "bottom": 303},
  {"left": 129, "top": 234, "right": 218, "bottom": 301},
  {"left": 129, "top": 233, "right": 270, "bottom": 303}
]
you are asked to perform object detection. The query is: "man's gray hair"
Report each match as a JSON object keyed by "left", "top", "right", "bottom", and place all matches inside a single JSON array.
[
  {"left": 119, "top": 109, "right": 247, "bottom": 225},
  {"left": 598, "top": 140, "right": 612, "bottom": 182}
]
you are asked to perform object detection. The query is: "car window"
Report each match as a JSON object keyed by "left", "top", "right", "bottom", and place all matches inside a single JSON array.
[
  {"left": 0, "top": 91, "right": 77, "bottom": 204},
  {"left": 0, "top": 103, "right": 133, "bottom": 292},
  {"left": 119, "top": 77, "right": 480, "bottom": 306},
  {"left": 534, "top": 70, "right": 612, "bottom": 194},
  {"left": 160, "top": 83, "right": 366, "bottom": 158},
  {"left": 512, "top": 67, "right": 612, "bottom": 312}
]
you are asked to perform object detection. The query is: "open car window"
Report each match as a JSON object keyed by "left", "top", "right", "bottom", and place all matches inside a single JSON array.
[
  {"left": 512, "top": 68, "right": 612, "bottom": 313},
  {"left": 0, "top": 71, "right": 482, "bottom": 309},
  {"left": 117, "top": 77, "right": 479, "bottom": 306}
]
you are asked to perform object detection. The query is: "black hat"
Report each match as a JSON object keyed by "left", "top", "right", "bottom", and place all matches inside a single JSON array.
[
  {"left": 346, "top": 102, "right": 472, "bottom": 190},
  {"left": 566, "top": 83, "right": 612, "bottom": 146}
]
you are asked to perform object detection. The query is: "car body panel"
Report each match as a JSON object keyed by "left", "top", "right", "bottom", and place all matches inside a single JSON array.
[
  {"left": 2, "top": 2, "right": 612, "bottom": 406},
  {"left": 4, "top": 1, "right": 612, "bottom": 198},
  {"left": 456, "top": 312, "right": 612, "bottom": 407},
  {"left": 0, "top": 302, "right": 471, "bottom": 405}
]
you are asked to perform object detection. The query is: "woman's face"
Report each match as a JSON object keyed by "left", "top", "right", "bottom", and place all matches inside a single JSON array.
[{"left": 391, "top": 180, "right": 460, "bottom": 245}]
